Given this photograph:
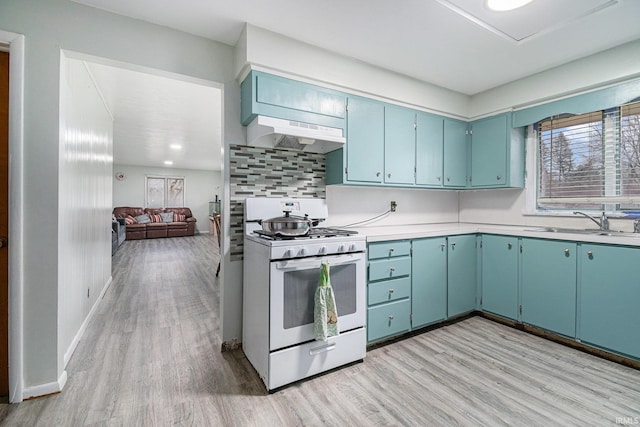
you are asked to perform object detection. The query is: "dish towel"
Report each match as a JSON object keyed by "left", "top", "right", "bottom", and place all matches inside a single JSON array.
[{"left": 314, "top": 262, "right": 339, "bottom": 341}]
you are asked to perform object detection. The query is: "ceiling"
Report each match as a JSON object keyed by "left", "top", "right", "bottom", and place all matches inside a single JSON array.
[
  {"left": 86, "top": 62, "right": 223, "bottom": 171},
  {"left": 72, "top": 0, "right": 640, "bottom": 171}
]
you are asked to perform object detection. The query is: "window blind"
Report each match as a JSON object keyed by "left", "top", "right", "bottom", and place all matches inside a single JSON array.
[{"left": 537, "top": 101, "right": 640, "bottom": 209}]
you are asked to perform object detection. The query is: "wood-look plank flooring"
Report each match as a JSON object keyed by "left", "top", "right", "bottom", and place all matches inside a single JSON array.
[{"left": 1, "top": 234, "right": 639, "bottom": 426}]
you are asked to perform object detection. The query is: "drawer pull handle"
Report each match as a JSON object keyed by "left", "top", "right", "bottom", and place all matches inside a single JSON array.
[
  {"left": 497, "top": 175, "right": 502, "bottom": 180},
  {"left": 388, "top": 315, "right": 394, "bottom": 320},
  {"left": 564, "top": 248, "right": 570, "bottom": 255},
  {"left": 507, "top": 243, "right": 512, "bottom": 249},
  {"left": 389, "top": 267, "right": 395, "bottom": 272},
  {"left": 388, "top": 288, "right": 395, "bottom": 293},
  {"left": 389, "top": 248, "right": 394, "bottom": 252},
  {"left": 309, "top": 343, "right": 336, "bottom": 356},
  {"left": 587, "top": 251, "right": 593, "bottom": 257}
]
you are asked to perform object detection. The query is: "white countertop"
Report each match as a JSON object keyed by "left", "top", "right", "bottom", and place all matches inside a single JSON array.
[{"left": 350, "top": 222, "right": 640, "bottom": 247}]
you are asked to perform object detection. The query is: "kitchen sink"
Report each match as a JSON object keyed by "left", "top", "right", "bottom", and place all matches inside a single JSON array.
[{"left": 532, "top": 227, "right": 638, "bottom": 237}]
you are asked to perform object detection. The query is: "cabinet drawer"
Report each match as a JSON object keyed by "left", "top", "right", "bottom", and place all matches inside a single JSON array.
[
  {"left": 368, "top": 276, "right": 411, "bottom": 306},
  {"left": 368, "top": 241, "right": 411, "bottom": 259},
  {"left": 369, "top": 257, "right": 411, "bottom": 282},
  {"left": 367, "top": 300, "right": 411, "bottom": 342}
]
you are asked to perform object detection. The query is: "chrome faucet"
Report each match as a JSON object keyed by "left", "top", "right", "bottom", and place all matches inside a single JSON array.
[
  {"left": 634, "top": 219, "right": 640, "bottom": 233},
  {"left": 573, "top": 211, "right": 609, "bottom": 231}
]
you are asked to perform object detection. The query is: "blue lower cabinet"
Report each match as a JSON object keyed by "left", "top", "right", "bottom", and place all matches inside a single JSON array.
[
  {"left": 368, "top": 276, "right": 411, "bottom": 306},
  {"left": 521, "top": 238, "right": 577, "bottom": 338},
  {"left": 367, "top": 299, "right": 411, "bottom": 342},
  {"left": 579, "top": 244, "right": 640, "bottom": 359},
  {"left": 369, "top": 257, "right": 412, "bottom": 282},
  {"left": 481, "top": 235, "right": 519, "bottom": 320},
  {"left": 447, "top": 235, "right": 477, "bottom": 317},
  {"left": 411, "top": 237, "right": 447, "bottom": 328}
]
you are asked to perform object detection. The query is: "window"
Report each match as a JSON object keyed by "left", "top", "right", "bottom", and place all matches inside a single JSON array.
[
  {"left": 146, "top": 176, "right": 184, "bottom": 208},
  {"left": 537, "top": 100, "right": 640, "bottom": 211}
]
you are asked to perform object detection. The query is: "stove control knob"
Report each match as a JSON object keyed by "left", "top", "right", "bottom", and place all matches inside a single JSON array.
[
  {"left": 298, "top": 248, "right": 306, "bottom": 257},
  {"left": 319, "top": 246, "right": 327, "bottom": 255},
  {"left": 283, "top": 248, "right": 293, "bottom": 258},
  {"left": 349, "top": 244, "right": 358, "bottom": 252},
  {"left": 338, "top": 245, "right": 345, "bottom": 252}
]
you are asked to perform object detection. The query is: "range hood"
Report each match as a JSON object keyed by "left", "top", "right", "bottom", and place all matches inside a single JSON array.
[{"left": 246, "top": 115, "right": 346, "bottom": 153}]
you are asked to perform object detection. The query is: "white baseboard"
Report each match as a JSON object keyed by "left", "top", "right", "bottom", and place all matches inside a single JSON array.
[
  {"left": 63, "top": 276, "right": 113, "bottom": 367},
  {"left": 23, "top": 370, "right": 67, "bottom": 400}
]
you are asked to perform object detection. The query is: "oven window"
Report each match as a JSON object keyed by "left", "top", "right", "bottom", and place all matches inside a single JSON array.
[{"left": 282, "top": 264, "right": 357, "bottom": 330}]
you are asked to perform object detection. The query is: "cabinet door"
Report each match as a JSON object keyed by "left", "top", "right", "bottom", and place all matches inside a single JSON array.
[
  {"left": 471, "top": 114, "right": 507, "bottom": 187},
  {"left": 521, "top": 239, "right": 577, "bottom": 337},
  {"left": 384, "top": 105, "right": 416, "bottom": 185},
  {"left": 447, "top": 235, "right": 477, "bottom": 317},
  {"left": 443, "top": 119, "right": 468, "bottom": 188},
  {"left": 346, "top": 97, "right": 384, "bottom": 183},
  {"left": 481, "top": 235, "right": 519, "bottom": 320},
  {"left": 416, "top": 112, "right": 444, "bottom": 186},
  {"left": 411, "top": 237, "right": 447, "bottom": 328},
  {"left": 580, "top": 244, "right": 640, "bottom": 359}
]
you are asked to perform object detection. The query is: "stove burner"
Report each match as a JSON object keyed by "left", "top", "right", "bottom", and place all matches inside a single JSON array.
[{"left": 254, "top": 227, "right": 356, "bottom": 240}]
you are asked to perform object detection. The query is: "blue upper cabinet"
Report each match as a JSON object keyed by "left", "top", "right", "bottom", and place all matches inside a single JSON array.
[
  {"left": 384, "top": 105, "right": 416, "bottom": 185},
  {"left": 416, "top": 112, "right": 444, "bottom": 187},
  {"left": 344, "top": 96, "right": 385, "bottom": 183},
  {"left": 240, "top": 71, "right": 346, "bottom": 129},
  {"left": 443, "top": 119, "right": 469, "bottom": 188},
  {"left": 470, "top": 113, "right": 525, "bottom": 188}
]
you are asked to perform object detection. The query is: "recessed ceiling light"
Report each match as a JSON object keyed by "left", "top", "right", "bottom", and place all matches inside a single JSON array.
[
  {"left": 170, "top": 144, "right": 182, "bottom": 150},
  {"left": 164, "top": 160, "right": 173, "bottom": 165},
  {"left": 486, "top": 0, "right": 534, "bottom": 12}
]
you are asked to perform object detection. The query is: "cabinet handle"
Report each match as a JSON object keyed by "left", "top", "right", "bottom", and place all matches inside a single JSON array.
[
  {"left": 440, "top": 243, "right": 446, "bottom": 248},
  {"left": 389, "top": 267, "right": 395, "bottom": 272},
  {"left": 497, "top": 175, "right": 502, "bottom": 180},
  {"left": 388, "top": 288, "right": 395, "bottom": 293},
  {"left": 447, "top": 177, "right": 450, "bottom": 182},
  {"left": 388, "top": 173, "right": 391, "bottom": 178},
  {"left": 389, "top": 315, "right": 394, "bottom": 320},
  {"left": 437, "top": 176, "right": 441, "bottom": 181},
  {"left": 587, "top": 251, "right": 593, "bottom": 257},
  {"left": 564, "top": 248, "right": 570, "bottom": 255},
  {"left": 450, "top": 242, "right": 456, "bottom": 247},
  {"left": 376, "top": 172, "right": 381, "bottom": 177},
  {"left": 507, "top": 243, "right": 512, "bottom": 249}
]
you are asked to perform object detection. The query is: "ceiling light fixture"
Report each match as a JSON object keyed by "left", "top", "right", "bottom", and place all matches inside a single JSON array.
[
  {"left": 485, "top": 0, "right": 534, "bottom": 12},
  {"left": 170, "top": 144, "right": 182, "bottom": 150},
  {"left": 164, "top": 160, "right": 173, "bottom": 165}
]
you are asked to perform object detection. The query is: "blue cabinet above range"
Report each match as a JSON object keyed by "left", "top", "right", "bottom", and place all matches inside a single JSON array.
[{"left": 241, "top": 71, "right": 346, "bottom": 130}]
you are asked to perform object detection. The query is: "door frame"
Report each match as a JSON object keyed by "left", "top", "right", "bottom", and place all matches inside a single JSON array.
[{"left": 0, "top": 30, "right": 25, "bottom": 403}]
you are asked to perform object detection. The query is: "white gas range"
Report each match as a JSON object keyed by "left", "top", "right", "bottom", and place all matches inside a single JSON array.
[{"left": 242, "top": 197, "right": 367, "bottom": 391}]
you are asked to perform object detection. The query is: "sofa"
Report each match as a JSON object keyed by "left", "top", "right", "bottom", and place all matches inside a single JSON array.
[{"left": 113, "top": 207, "right": 197, "bottom": 240}]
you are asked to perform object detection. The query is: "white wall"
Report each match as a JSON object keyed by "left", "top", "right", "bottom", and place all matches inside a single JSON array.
[
  {"left": 58, "top": 55, "right": 113, "bottom": 376},
  {"left": 238, "top": 25, "right": 471, "bottom": 119},
  {"left": 0, "top": 0, "right": 240, "bottom": 396},
  {"left": 112, "top": 164, "right": 221, "bottom": 231},
  {"left": 461, "top": 39, "right": 640, "bottom": 232},
  {"left": 327, "top": 186, "right": 459, "bottom": 227},
  {"left": 469, "top": 39, "right": 640, "bottom": 118}
]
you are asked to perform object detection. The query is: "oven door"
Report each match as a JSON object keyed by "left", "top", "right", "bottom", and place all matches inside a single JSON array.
[{"left": 269, "top": 252, "right": 366, "bottom": 351}]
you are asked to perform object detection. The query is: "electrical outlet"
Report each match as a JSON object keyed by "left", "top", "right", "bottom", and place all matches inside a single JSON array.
[{"left": 390, "top": 201, "right": 397, "bottom": 212}]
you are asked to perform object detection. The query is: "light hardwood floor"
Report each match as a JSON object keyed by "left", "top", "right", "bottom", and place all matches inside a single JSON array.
[{"left": 1, "top": 234, "right": 639, "bottom": 426}]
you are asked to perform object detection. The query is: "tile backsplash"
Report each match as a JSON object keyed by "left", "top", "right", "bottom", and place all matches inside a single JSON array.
[{"left": 229, "top": 144, "right": 326, "bottom": 261}]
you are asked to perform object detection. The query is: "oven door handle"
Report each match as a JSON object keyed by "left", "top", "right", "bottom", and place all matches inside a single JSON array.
[{"left": 273, "top": 253, "right": 364, "bottom": 270}]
